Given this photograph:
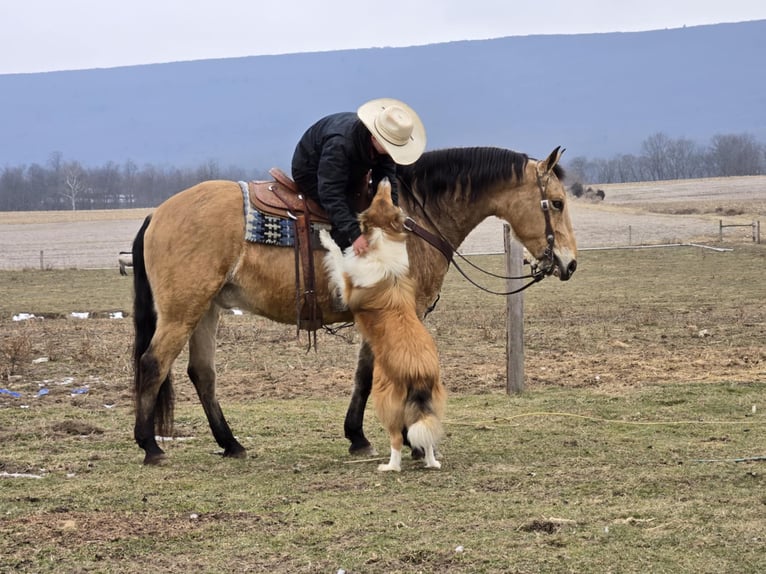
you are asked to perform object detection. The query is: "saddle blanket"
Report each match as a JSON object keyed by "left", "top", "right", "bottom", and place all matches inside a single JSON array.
[{"left": 238, "top": 181, "right": 329, "bottom": 247}]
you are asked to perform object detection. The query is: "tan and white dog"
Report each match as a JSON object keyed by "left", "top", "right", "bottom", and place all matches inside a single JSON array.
[{"left": 320, "top": 178, "right": 445, "bottom": 471}]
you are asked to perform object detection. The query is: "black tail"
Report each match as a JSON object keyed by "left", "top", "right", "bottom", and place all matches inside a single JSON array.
[
  {"left": 132, "top": 216, "right": 154, "bottom": 371},
  {"left": 132, "top": 215, "right": 174, "bottom": 437}
]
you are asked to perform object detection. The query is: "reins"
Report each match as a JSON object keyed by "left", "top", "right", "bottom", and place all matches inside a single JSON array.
[{"left": 400, "top": 172, "right": 557, "bottom": 297}]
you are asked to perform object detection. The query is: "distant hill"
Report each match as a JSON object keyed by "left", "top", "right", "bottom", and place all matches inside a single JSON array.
[{"left": 1, "top": 20, "right": 764, "bottom": 171}]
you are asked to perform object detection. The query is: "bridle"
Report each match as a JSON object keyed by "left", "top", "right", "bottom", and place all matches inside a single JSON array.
[
  {"left": 534, "top": 170, "right": 558, "bottom": 278},
  {"left": 402, "top": 170, "right": 559, "bottom": 297}
]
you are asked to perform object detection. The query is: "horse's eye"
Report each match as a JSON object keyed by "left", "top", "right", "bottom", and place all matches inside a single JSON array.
[{"left": 552, "top": 200, "right": 564, "bottom": 211}]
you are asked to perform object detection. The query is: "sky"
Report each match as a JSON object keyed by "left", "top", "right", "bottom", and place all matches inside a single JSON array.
[{"left": 1, "top": 0, "right": 765, "bottom": 74}]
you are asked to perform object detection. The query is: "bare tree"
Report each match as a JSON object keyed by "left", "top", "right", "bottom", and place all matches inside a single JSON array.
[
  {"left": 565, "top": 156, "right": 590, "bottom": 183},
  {"left": 641, "top": 132, "right": 673, "bottom": 181},
  {"left": 60, "top": 162, "right": 86, "bottom": 210},
  {"left": 665, "top": 137, "right": 701, "bottom": 180},
  {"left": 613, "top": 154, "right": 643, "bottom": 183},
  {"left": 708, "top": 133, "right": 763, "bottom": 176},
  {"left": 195, "top": 159, "right": 221, "bottom": 181}
]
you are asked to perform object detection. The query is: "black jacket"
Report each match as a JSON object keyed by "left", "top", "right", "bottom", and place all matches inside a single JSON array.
[{"left": 291, "top": 112, "right": 398, "bottom": 248}]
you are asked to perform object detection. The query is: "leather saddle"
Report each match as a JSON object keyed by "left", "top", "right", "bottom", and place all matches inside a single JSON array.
[
  {"left": 247, "top": 168, "right": 375, "bottom": 347},
  {"left": 249, "top": 168, "right": 331, "bottom": 226},
  {"left": 247, "top": 168, "right": 329, "bottom": 344}
]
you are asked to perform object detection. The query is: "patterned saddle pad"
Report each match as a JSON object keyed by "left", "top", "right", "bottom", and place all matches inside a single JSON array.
[{"left": 238, "top": 181, "right": 329, "bottom": 247}]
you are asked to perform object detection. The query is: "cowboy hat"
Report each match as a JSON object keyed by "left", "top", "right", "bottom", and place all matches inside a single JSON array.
[{"left": 357, "top": 98, "right": 426, "bottom": 165}]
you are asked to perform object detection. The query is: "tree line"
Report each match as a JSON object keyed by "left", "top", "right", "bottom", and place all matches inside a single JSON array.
[
  {"left": 567, "top": 132, "right": 765, "bottom": 185},
  {"left": 0, "top": 132, "right": 764, "bottom": 211},
  {"left": 0, "top": 152, "right": 267, "bottom": 212}
]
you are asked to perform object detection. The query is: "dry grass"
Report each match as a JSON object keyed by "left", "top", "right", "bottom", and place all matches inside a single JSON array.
[
  {"left": 1, "top": 180, "right": 765, "bottom": 572},
  {"left": 1, "top": 243, "right": 765, "bottom": 573},
  {"left": 0, "top": 208, "right": 154, "bottom": 225}
]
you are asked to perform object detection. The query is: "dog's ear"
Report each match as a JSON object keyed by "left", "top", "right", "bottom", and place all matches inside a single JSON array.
[
  {"left": 390, "top": 209, "right": 406, "bottom": 233},
  {"left": 358, "top": 211, "right": 370, "bottom": 234}
]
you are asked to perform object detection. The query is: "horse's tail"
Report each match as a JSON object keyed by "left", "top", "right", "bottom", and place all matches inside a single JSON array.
[
  {"left": 132, "top": 215, "right": 174, "bottom": 437},
  {"left": 403, "top": 381, "right": 445, "bottom": 453}
]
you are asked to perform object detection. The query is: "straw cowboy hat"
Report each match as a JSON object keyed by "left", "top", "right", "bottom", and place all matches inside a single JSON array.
[{"left": 357, "top": 98, "right": 426, "bottom": 165}]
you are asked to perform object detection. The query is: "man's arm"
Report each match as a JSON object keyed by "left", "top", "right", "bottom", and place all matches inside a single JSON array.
[{"left": 316, "top": 137, "right": 362, "bottom": 245}]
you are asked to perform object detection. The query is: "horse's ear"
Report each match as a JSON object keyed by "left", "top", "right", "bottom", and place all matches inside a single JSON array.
[{"left": 536, "top": 146, "right": 565, "bottom": 176}]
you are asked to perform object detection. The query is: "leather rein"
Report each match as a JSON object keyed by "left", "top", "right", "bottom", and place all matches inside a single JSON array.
[{"left": 402, "top": 173, "right": 557, "bottom": 297}]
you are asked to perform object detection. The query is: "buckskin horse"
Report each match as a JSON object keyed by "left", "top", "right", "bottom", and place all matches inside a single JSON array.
[{"left": 132, "top": 146, "right": 577, "bottom": 464}]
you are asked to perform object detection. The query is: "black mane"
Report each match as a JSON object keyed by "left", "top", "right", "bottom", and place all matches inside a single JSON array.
[
  {"left": 397, "top": 146, "right": 566, "bottom": 213},
  {"left": 398, "top": 147, "right": 529, "bottom": 203}
]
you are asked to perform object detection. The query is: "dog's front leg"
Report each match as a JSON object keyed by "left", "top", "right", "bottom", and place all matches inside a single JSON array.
[{"left": 319, "top": 229, "right": 346, "bottom": 305}]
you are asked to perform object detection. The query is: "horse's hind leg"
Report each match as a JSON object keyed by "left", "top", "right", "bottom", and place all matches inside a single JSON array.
[
  {"left": 344, "top": 341, "right": 377, "bottom": 456},
  {"left": 134, "top": 325, "right": 190, "bottom": 465},
  {"left": 187, "top": 305, "right": 246, "bottom": 459}
]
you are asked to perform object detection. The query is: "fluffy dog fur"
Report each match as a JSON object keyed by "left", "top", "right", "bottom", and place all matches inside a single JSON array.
[{"left": 320, "top": 178, "right": 446, "bottom": 471}]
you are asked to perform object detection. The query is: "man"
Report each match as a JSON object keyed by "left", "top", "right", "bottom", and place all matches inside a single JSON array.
[{"left": 291, "top": 98, "right": 426, "bottom": 256}]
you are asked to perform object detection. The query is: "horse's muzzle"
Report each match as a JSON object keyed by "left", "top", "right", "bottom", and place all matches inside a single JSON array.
[{"left": 554, "top": 258, "right": 577, "bottom": 281}]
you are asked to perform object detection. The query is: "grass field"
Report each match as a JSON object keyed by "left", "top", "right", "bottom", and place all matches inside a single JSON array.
[{"left": 1, "top": 241, "right": 765, "bottom": 572}]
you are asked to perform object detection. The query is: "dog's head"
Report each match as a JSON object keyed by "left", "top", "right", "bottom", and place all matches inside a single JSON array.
[{"left": 358, "top": 177, "right": 407, "bottom": 244}]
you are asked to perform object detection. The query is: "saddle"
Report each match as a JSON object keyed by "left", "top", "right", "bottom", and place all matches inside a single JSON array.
[
  {"left": 249, "top": 168, "right": 330, "bottom": 225},
  {"left": 248, "top": 168, "right": 374, "bottom": 345},
  {"left": 246, "top": 168, "right": 328, "bottom": 341}
]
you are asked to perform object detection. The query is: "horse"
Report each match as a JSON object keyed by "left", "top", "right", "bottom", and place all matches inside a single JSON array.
[
  {"left": 118, "top": 251, "right": 133, "bottom": 276},
  {"left": 131, "top": 146, "right": 577, "bottom": 464}
]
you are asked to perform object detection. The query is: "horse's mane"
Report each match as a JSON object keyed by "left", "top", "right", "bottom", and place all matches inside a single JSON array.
[{"left": 398, "top": 147, "right": 565, "bottom": 205}]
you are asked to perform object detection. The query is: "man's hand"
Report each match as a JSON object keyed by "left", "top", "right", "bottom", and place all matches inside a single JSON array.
[{"left": 352, "top": 234, "right": 369, "bottom": 256}]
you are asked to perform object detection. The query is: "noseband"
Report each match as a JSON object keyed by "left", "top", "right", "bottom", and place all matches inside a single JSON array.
[{"left": 534, "top": 172, "right": 557, "bottom": 279}]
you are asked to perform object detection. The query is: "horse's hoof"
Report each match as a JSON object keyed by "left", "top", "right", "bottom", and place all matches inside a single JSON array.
[
  {"left": 349, "top": 443, "right": 378, "bottom": 457},
  {"left": 223, "top": 446, "right": 247, "bottom": 459},
  {"left": 143, "top": 452, "right": 168, "bottom": 466}
]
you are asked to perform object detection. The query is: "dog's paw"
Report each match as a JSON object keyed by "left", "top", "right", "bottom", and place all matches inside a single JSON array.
[
  {"left": 318, "top": 229, "right": 335, "bottom": 250},
  {"left": 377, "top": 463, "right": 401, "bottom": 472},
  {"left": 423, "top": 446, "right": 441, "bottom": 469}
]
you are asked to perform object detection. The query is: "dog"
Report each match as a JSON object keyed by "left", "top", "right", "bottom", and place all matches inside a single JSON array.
[{"left": 320, "top": 177, "right": 446, "bottom": 471}]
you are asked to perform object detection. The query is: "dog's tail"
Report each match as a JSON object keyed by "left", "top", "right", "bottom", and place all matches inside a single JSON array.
[{"left": 403, "top": 382, "right": 445, "bottom": 454}]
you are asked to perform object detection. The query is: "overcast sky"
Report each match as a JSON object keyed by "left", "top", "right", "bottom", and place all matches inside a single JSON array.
[{"left": 1, "top": 0, "right": 765, "bottom": 74}]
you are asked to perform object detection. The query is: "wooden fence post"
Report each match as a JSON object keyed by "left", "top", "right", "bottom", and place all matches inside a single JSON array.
[{"left": 504, "top": 224, "right": 524, "bottom": 394}]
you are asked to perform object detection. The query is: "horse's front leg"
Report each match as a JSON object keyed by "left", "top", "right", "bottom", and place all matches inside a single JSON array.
[{"left": 344, "top": 341, "right": 377, "bottom": 455}]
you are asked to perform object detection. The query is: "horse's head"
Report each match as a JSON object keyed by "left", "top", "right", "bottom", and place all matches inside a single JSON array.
[{"left": 501, "top": 146, "right": 578, "bottom": 281}]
